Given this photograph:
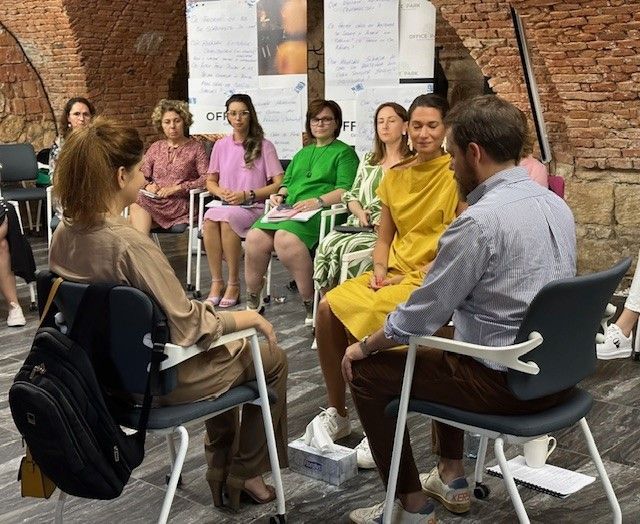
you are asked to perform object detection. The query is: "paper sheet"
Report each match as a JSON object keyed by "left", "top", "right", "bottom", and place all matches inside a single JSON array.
[{"left": 487, "top": 455, "right": 596, "bottom": 498}]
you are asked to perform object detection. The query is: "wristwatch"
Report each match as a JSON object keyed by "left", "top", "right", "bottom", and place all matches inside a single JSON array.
[
  {"left": 248, "top": 189, "right": 256, "bottom": 204},
  {"left": 316, "top": 196, "right": 325, "bottom": 208}
]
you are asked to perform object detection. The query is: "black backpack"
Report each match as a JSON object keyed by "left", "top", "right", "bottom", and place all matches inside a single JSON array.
[{"left": 9, "top": 281, "right": 165, "bottom": 500}]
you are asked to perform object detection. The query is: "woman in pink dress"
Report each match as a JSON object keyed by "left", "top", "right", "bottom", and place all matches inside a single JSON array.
[
  {"left": 202, "top": 94, "right": 284, "bottom": 308},
  {"left": 130, "top": 99, "right": 209, "bottom": 233}
]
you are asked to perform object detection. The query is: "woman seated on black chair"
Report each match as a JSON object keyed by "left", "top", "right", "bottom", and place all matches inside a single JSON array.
[
  {"left": 0, "top": 199, "right": 35, "bottom": 327},
  {"left": 49, "top": 117, "right": 288, "bottom": 512}
]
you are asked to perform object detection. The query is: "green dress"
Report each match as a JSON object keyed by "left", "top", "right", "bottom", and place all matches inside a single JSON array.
[
  {"left": 253, "top": 139, "right": 358, "bottom": 248},
  {"left": 312, "top": 152, "right": 383, "bottom": 289}
]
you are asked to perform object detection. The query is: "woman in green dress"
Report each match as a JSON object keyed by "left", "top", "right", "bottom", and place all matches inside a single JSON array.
[
  {"left": 313, "top": 102, "right": 412, "bottom": 293},
  {"left": 244, "top": 100, "right": 359, "bottom": 323}
]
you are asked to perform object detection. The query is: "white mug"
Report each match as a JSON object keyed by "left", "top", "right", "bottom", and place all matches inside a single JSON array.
[{"left": 523, "top": 435, "right": 557, "bottom": 468}]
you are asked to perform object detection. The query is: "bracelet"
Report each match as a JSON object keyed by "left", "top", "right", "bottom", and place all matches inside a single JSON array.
[
  {"left": 317, "top": 196, "right": 325, "bottom": 208},
  {"left": 243, "top": 190, "right": 247, "bottom": 203},
  {"left": 248, "top": 189, "right": 256, "bottom": 204}
]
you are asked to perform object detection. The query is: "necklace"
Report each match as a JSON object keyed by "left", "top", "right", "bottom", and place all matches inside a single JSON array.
[{"left": 306, "top": 141, "right": 333, "bottom": 178}]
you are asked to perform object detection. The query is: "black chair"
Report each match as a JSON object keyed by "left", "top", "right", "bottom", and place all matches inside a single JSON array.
[
  {"left": 0, "top": 143, "right": 47, "bottom": 232},
  {"left": 37, "top": 271, "right": 286, "bottom": 524},
  {"left": 382, "top": 259, "right": 630, "bottom": 524}
]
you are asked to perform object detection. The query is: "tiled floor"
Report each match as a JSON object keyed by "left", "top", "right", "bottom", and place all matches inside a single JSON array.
[{"left": 1, "top": 233, "right": 638, "bottom": 523}]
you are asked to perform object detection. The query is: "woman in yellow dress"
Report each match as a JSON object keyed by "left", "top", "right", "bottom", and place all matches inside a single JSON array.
[{"left": 306, "top": 94, "right": 464, "bottom": 467}]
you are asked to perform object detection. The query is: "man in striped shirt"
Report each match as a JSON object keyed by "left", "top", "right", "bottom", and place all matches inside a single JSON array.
[{"left": 344, "top": 95, "right": 576, "bottom": 524}]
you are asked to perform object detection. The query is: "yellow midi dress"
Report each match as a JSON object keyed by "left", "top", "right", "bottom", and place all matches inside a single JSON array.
[{"left": 326, "top": 153, "right": 459, "bottom": 340}]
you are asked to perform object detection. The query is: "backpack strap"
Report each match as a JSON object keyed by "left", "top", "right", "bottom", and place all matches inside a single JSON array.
[{"left": 39, "top": 277, "right": 64, "bottom": 327}]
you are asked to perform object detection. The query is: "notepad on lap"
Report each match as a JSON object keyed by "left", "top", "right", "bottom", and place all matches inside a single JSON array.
[
  {"left": 139, "top": 189, "right": 161, "bottom": 199},
  {"left": 261, "top": 205, "right": 320, "bottom": 223},
  {"left": 486, "top": 455, "right": 595, "bottom": 498}
]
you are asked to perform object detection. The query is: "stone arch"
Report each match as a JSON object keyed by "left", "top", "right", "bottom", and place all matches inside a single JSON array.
[
  {"left": 0, "top": 22, "right": 56, "bottom": 150},
  {"left": 0, "top": 1, "right": 89, "bottom": 138}
]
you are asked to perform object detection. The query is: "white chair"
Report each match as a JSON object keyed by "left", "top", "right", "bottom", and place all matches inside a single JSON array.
[
  {"left": 382, "top": 259, "right": 629, "bottom": 524},
  {"left": 194, "top": 192, "right": 275, "bottom": 307},
  {"left": 38, "top": 272, "right": 287, "bottom": 524},
  {"left": 310, "top": 205, "right": 374, "bottom": 347}
]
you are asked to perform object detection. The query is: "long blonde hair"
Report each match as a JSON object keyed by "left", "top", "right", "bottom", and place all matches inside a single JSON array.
[{"left": 54, "top": 117, "right": 143, "bottom": 228}]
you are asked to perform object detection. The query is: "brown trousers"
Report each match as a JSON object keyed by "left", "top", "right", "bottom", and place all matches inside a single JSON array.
[
  {"left": 204, "top": 342, "right": 289, "bottom": 480},
  {"left": 349, "top": 347, "right": 571, "bottom": 495}
]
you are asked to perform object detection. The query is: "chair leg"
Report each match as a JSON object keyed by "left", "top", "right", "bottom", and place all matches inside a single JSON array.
[
  {"left": 264, "top": 256, "right": 272, "bottom": 303},
  {"left": 158, "top": 426, "right": 189, "bottom": 524},
  {"left": 25, "top": 201, "right": 34, "bottom": 231},
  {"left": 195, "top": 233, "right": 203, "bottom": 298},
  {"left": 495, "top": 437, "right": 529, "bottom": 523},
  {"left": 474, "top": 435, "right": 489, "bottom": 483},
  {"left": 29, "top": 282, "right": 37, "bottom": 310},
  {"left": 166, "top": 434, "right": 177, "bottom": 470},
  {"left": 248, "top": 333, "right": 286, "bottom": 518},
  {"left": 382, "top": 343, "right": 418, "bottom": 524},
  {"left": 36, "top": 201, "right": 42, "bottom": 232},
  {"left": 54, "top": 490, "right": 67, "bottom": 524},
  {"left": 579, "top": 418, "right": 622, "bottom": 523}
]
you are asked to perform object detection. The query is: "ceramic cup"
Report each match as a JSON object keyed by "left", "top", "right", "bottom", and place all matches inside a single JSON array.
[{"left": 523, "top": 435, "right": 557, "bottom": 468}]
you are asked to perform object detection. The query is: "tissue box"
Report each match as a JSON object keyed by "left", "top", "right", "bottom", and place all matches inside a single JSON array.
[{"left": 288, "top": 438, "right": 357, "bottom": 486}]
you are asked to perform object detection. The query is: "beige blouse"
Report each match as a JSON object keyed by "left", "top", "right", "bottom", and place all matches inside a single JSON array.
[{"left": 49, "top": 215, "right": 251, "bottom": 404}]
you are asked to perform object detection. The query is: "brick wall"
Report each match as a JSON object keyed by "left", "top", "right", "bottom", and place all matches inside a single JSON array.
[
  {"left": 0, "top": 0, "right": 187, "bottom": 146},
  {"left": 1, "top": 0, "right": 638, "bottom": 276},
  {"left": 0, "top": 24, "right": 56, "bottom": 152},
  {"left": 432, "top": 0, "right": 640, "bottom": 278}
]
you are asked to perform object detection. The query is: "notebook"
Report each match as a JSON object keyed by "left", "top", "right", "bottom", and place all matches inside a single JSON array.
[
  {"left": 139, "top": 189, "right": 161, "bottom": 199},
  {"left": 205, "top": 200, "right": 258, "bottom": 209},
  {"left": 486, "top": 456, "right": 595, "bottom": 498},
  {"left": 261, "top": 204, "right": 320, "bottom": 223}
]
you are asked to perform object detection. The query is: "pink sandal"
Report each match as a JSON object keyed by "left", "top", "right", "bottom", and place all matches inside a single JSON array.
[
  {"left": 205, "top": 279, "right": 225, "bottom": 306},
  {"left": 219, "top": 282, "right": 241, "bottom": 308}
]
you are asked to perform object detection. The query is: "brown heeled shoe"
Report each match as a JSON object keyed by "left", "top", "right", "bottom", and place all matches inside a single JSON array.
[
  {"left": 205, "top": 468, "right": 226, "bottom": 508},
  {"left": 226, "top": 475, "right": 276, "bottom": 512}
]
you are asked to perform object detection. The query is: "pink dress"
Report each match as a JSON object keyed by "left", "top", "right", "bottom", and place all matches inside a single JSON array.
[
  {"left": 203, "top": 135, "right": 283, "bottom": 237},
  {"left": 519, "top": 155, "right": 549, "bottom": 188},
  {"left": 137, "top": 139, "right": 209, "bottom": 229}
]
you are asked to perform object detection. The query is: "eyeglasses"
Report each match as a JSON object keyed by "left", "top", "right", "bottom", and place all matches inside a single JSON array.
[
  {"left": 70, "top": 111, "right": 92, "bottom": 118},
  {"left": 310, "top": 117, "right": 335, "bottom": 126},
  {"left": 226, "top": 110, "right": 251, "bottom": 119}
]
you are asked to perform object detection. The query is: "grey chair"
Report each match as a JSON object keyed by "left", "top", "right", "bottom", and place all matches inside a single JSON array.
[
  {"left": 382, "top": 258, "right": 630, "bottom": 524},
  {"left": 0, "top": 143, "right": 47, "bottom": 232},
  {"left": 37, "top": 271, "right": 286, "bottom": 524}
]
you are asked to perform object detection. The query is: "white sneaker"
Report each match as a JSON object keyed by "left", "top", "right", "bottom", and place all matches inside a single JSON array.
[
  {"left": 304, "top": 407, "right": 351, "bottom": 444},
  {"left": 7, "top": 302, "right": 26, "bottom": 327},
  {"left": 349, "top": 499, "right": 436, "bottom": 524},
  {"left": 355, "top": 436, "right": 376, "bottom": 469},
  {"left": 597, "top": 323, "right": 632, "bottom": 360}
]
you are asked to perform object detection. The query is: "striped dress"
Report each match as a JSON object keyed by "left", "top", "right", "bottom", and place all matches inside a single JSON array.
[{"left": 313, "top": 153, "right": 383, "bottom": 290}]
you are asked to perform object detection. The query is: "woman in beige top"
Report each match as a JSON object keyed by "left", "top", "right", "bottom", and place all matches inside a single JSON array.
[{"left": 49, "top": 117, "right": 287, "bottom": 512}]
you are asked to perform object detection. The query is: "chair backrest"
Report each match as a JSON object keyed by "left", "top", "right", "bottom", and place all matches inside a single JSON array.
[
  {"left": 508, "top": 258, "right": 630, "bottom": 400},
  {"left": 548, "top": 175, "right": 565, "bottom": 199},
  {"left": 37, "top": 271, "right": 177, "bottom": 396},
  {"left": 0, "top": 143, "right": 38, "bottom": 182},
  {"left": 36, "top": 148, "right": 51, "bottom": 166}
]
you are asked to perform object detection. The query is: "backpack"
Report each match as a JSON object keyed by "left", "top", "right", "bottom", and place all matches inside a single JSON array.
[{"left": 9, "top": 279, "right": 165, "bottom": 500}]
